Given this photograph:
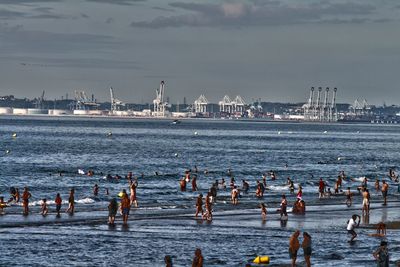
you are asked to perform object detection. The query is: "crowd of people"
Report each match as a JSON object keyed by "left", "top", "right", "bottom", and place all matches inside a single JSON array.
[{"left": 0, "top": 167, "right": 397, "bottom": 266}]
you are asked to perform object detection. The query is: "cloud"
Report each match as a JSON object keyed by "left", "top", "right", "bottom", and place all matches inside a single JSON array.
[
  {"left": 130, "top": 1, "right": 382, "bottom": 28},
  {"left": 1, "top": 56, "right": 141, "bottom": 70},
  {"left": 85, "top": 0, "right": 146, "bottom": 5},
  {"left": 0, "top": 6, "right": 73, "bottom": 20},
  {"left": 105, "top": 17, "right": 114, "bottom": 24},
  {"left": 0, "top": 24, "right": 118, "bottom": 53}
]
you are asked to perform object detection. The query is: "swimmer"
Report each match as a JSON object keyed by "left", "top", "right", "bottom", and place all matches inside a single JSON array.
[
  {"left": 302, "top": 232, "right": 312, "bottom": 267},
  {"left": 287, "top": 177, "right": 294, "bottom": 194},
  {"left": 120, "top": 190, "right": 131, "bottom": 225},
  {"left": 93, "top": 184, "right": 99, "bottom": 196},
  {"left": 14, "top": 188, "right": 20, "bottom": 203},
  {"left": 195, "top": 193, "right": 203, "bottom": 218},
  {"left": 55, "top": 193, "right": 62, "bottom": 216},
  {"left": 192, "top": 248, "right": 204, "bottom": 267},
  {"left": 66, "top": 188, "right": 75, "bottom": 214},
  {"left": 345, "top": 187, "right": 352, "bottom": 207},
  {"left": 108, "top": 198, "right": 118, "bottom": 225},
  {"left": 381, "top": 180, "right": 388, "bottom": 205},
  {"left": 376, "top": 222, "right": 386, "bottom": 236},
  {"left": 260, "top": 203, "right": 267, "bottom": 221},
  {"left": 22, "top": 187, "right": 32, "bottom": 215},
  {"left": 347, "top": 214, "right": 361, "bottom": 242},
  {"left": 41, "top": 198, "right": 48, "bottom": 216},
  {"left": 262, "top": 174, "right": 267, "bottom": 187},
  {"left": 289, "top": 230, "right": 300, "bottom": 267}
]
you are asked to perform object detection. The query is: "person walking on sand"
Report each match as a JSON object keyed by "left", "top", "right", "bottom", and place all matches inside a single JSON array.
[
  {"left": 192, "top": 248, "right": 203, "bottom": 267},
  {"left": 373, "top": 240, "right": 389, "bottom": 267},
  {"left": 347, "top": 214, "right": 361, "bottom": 242},
  {"left": 381, "top": 180, "right": 388, "bottom": 205},
  {"left": 289, "top": 230, "right": 300, "bottom": 267},
  {"left": 302, "top": 232, "right": 312, "bottom": 267},
  {"left": 22, "top": 187, "right": 32, "bottom": 215}
]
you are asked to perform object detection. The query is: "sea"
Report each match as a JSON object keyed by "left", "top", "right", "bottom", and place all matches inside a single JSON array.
[{"left": 0, "top": 116, "right": 399, "bottom": 266}]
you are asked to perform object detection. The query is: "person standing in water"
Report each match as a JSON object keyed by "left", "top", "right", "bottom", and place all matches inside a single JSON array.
[
  {"left": 120, "top": 190, "right": 131, "bottom": 225},
  {"left": 55, "top": 193, "right": 62, "bottom": 217},
  {"left": 195, "top": 193, "right": 203, "bottom": 218},
  {"left": 289, "top": 230, "right": 300, "bottom": 267},
  {"left": 129, "top": 179, "right": 138, "bottom": 207},
  {"left": 260, "top": 203, "right": 267, "bottom": 221},
  {"left": 280, "top": 194, "right": 288, "bottom": 219},
  {"left": 108, "top": 198, "right": 118, "bottom": 225},
  {"left": 346, "top": 187, "right": 352, "bottom": 207},
  {"left": 93, "top": 184, "right": 99, "bottom": 197},
  {"left": 362, "top": 188, "right": 370, "bottom": 215},
  {"left": 192, "top": 175, "right": 198, "bottom": 191},
  {"left": 192, "top": 248, "right": 204, "bottom": 267},
  {"left": 302, "top": 232, "right": 312, "bottom": 267},
  {"left": 381, "top": 180, "right": 388, "bottom": 205},
  {"left": 347, "top": 214, "right": 361, "bottom": 242},
  {"left": 66, "top": 188, "right": 75, "bottom": 214},
  {"left": 22, "top": 187, "right": 32, "bottom": 215},
  {"left": 41, "top": 199, "right": 48, "bottom": 216},
  {"left": 373, "top": 240, "right": 389, "bottom": 267}
]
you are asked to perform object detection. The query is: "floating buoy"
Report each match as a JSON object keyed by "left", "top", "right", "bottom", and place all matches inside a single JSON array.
[
  {"left": 278, "top": 131, "right": 281, "bottom": 135},
  {"left": 253, "top": 256, "right": 270, "bottom": 264},
  {"left": 5, "top": 150, "right": 10, "bottom": 154},
  {"left": 117, "top": 192, "right": 124, "bottom": 198},
  {"left": 174, "top": 153, "right": 178, "bottom": 157},
  {"left": 337, "top": 157, "right": 341, "bottom": 161},
  {"left": 194, "top": 131, "right": 198, "bottom": 135},
  {"left": 106, "top": 132, "right": 112, "bottom": 137},
  {"left": 323, "top": 131, "right": 328, "bottom": 134},
  {"left": 12, "top": 133, "right": 17, "bottom": 138}
]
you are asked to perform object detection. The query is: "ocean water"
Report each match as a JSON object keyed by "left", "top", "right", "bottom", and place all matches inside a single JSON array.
[{"left": 0, "top": 116, "right": 400, "bottom": 266}]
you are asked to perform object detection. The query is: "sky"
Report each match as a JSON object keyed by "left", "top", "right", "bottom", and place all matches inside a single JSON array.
[{"left": 0, "top": 0, "right": 399, "bottom": 105}]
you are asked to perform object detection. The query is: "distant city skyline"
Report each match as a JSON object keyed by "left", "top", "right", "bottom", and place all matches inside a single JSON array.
[{"left": 1, "top": 0, "right": 399, "bottom": 105}]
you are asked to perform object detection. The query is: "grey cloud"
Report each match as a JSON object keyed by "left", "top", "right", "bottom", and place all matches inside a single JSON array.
[
  {"left": 1, "top": 56, "right": 141, "bottom": 70},
  {"left": 0, "top": 9, "right": 26, "bottom": 19},
  {"left": 0, "top": 25, "right": 118, "bottom": 53},
  {"left": 105, "top": 17, "right": 114, "bottom": 24},
  {"left": 152, "top": 6, "right": 175, "bottom": 12},
  {"left": 0, "top": 0, "right": 62, "bottom": 4},
  {"left": 131, "top": 1, "right": 379, "bottom": 28},
  {"left": 85, "top": 0, "right": 145, "bottom": 5}
]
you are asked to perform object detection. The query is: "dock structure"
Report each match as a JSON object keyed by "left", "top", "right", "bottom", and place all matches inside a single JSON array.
[
  {"left": 153, "top": 81, "right": 168, "bottom": 117},
  {"left": 303, "top": 87, "right": 337, "bottom": 122},
  {"left": 219, "top": 95, "right": 246, "bottom": 115},
  {"left": 194, "top": 94, "right": 209, "bottom": 113}
]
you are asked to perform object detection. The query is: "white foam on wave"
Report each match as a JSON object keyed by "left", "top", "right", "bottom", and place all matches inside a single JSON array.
[
  {"left": 75, "top": 197, "right": 95, "bottom": 204},
  {"left": 352, "top": 176, "right": 367, "bottom": 182},
  {"left": 267, "top": 185, "right": 289, "bottom": 191}
]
